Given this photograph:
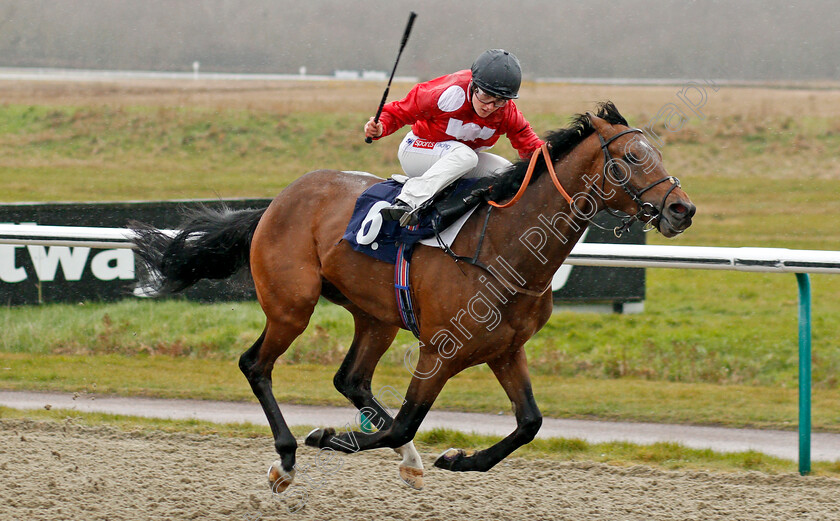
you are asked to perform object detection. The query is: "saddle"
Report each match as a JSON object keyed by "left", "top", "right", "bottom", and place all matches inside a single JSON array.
[
  {"left": 342, "top": 176, "right": 495, "bottom": 264},
  {"left": 430, "top": 175, "right": 495, "bottom": 226}
]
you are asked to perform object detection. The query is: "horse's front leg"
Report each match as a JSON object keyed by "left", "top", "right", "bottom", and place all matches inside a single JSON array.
[{"left": 435, "top": 346, "right": 542, "bottom": 472}]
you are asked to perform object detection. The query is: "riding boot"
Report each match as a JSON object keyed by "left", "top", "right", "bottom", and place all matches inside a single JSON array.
[{"left": 380, "top": 200, "right": 419, "bottom": 226}]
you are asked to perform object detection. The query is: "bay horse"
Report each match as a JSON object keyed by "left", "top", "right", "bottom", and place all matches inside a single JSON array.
[{"left": 131, "top": 102, "right": 695, "bottom": 494}]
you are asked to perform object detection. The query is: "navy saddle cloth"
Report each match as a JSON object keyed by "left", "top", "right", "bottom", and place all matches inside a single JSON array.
[{"left": 342, "top": 178, "right": 484, "bottom": 264}]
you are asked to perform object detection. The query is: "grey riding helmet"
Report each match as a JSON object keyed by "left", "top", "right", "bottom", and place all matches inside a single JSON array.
[{"left": 470, "top": 49, "right": 522, "bottom": 100}]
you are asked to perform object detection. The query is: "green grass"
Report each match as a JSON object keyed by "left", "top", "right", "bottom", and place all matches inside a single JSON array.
[
  {"left": 2, "top": 352, "right": 840, "bottom": 432},
  {"left": 0, "top": 105, "right": 375, "bottom": 201},
  {"left": 3, "top": 266, "right": 840, "bottom": 390},
  {"left": 3, "top": 407, "right": 838, "bottom": 477}
]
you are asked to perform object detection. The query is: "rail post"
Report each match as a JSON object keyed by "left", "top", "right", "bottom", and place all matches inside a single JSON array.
[{"left": 796, "top": 272, "right": 811, "bottom": 475}]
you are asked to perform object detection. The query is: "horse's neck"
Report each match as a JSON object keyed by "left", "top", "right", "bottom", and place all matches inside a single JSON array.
[{"left": 489, "top": 142, "right": 600, "bottom": 293}]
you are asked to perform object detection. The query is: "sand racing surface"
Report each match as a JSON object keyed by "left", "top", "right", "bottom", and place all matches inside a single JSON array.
[{"left": 2, "top": 419, "right": 838, "bottom": 521}]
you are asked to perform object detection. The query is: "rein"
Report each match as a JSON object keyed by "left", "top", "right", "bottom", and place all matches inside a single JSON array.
[{"left": 489, "top": 143, "right": 572, "bottom": 208}]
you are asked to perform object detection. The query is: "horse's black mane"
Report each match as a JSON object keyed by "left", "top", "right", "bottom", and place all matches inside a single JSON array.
[{"left": 487, "top": 101, "right": 628, "bottom": 203}]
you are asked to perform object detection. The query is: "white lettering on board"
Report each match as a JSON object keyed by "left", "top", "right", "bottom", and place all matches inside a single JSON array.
[
  {"left": 0, "top": 245, "right": 27, "bottom": 283},
  {"left": 27, "top": 245, "right": 91, "bottom": 281},
  {"left": 90, "top": 249, "right": 135, "bottom": 280},
  {"left": 0, "top": 246, "right": 135, "bottom": 283}
]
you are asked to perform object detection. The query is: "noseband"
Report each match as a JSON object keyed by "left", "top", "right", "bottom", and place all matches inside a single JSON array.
[{"left": 597, "top": 128, "right": 682, "bottom": 237}]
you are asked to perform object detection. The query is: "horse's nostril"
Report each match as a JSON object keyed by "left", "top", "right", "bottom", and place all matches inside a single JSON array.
[{"left": 668, "top": 201, "right": 696, "bottom": 219}]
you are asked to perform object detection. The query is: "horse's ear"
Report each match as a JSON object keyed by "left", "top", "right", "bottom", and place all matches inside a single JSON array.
[{"left": 588, "top": 113, "right": 610, "bottom": 133}]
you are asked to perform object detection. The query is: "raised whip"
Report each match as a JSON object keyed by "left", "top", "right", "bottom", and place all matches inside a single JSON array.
[{"left": 365, "top": 11, "right": 417, "bottom": 144}]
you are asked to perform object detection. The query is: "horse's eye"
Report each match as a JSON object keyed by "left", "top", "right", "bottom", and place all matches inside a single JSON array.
[{"left": 624, "top": 153, "right": 638, "bottom": 164}]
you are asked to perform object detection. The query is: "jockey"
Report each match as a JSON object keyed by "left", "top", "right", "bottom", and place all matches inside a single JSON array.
[{"left": 364, "top": 49, "right": 544, "bottom": 226}]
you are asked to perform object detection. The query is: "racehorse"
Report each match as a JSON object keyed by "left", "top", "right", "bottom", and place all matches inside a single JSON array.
[{"left": 131, "top": 102, "right": 695, "bottom": 493}]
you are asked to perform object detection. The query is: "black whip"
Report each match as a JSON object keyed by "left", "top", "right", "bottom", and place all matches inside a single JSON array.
[{"left": 365, "top": 12, "right": 417, "bottom": 144}]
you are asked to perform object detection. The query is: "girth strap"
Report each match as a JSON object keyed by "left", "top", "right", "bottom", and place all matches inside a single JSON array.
[{"left": 395, "top": 242, "right": 421, "bottom": 338}]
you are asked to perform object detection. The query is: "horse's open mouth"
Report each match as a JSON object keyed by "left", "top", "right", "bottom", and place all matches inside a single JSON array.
[
  {"left": 654, "top": 198, "right": 695, "bottom": 238},
  {"left": 658, "top": 215, "right": 691, "bottom": 237}
]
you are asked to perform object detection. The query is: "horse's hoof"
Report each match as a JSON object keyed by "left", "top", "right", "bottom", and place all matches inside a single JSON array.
[
  {"left": 434, "top": 447, "right": 466, "bottom": 471},
  {"left": 267, "top": 460, "right": 295, "bottom": 494},
  {"left": 394, "top": 442, "right": 424, "bottom": 490},
  {"left": 398, "top": 464, "right": 424, "bottom": 490},
  {"left": 304, "top": 427, "right": 336, "bottom": 448}
]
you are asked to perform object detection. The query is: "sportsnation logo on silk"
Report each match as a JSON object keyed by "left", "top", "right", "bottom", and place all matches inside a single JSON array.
[{"left": 411, "top": 139, "right": 436, "bottom": 150}]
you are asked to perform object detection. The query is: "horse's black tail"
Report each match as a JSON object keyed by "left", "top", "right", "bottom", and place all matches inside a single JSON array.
[{"left": 129, "top": 205, "right": 267, "bottom": 297}]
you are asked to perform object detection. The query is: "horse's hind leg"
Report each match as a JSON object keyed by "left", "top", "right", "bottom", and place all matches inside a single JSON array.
[
  {"left": 332, "top": 310, "right": 424, "bottom": 488},
  {"left": 239, "top": 292, "right": 319, "bottom": 493}
]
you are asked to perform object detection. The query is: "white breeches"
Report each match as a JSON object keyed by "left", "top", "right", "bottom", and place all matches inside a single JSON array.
[{"left": 395, "top": 131, "right": 513, "bottom": 208}]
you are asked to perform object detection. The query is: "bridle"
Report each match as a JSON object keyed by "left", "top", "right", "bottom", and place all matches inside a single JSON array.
[
  {"left": 596, "top": 128, "right": 682, "bottom": 237},
  {"left": 489, "top": 126, "right": 683, "bottom": 238}
]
